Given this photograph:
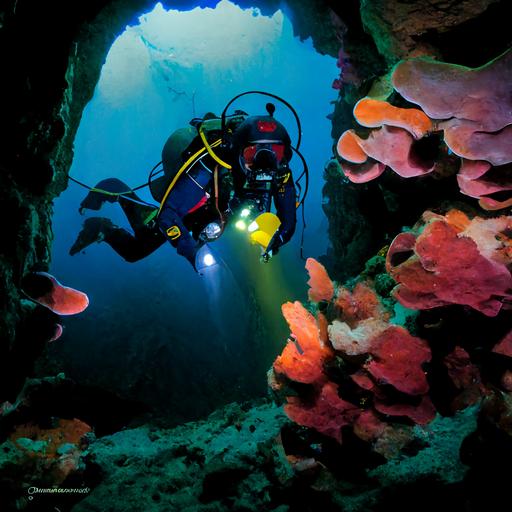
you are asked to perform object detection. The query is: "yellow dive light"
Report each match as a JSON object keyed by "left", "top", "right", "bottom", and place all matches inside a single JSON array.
[{"left": 248, "top": 212, "right": 281, "bottom": 250}]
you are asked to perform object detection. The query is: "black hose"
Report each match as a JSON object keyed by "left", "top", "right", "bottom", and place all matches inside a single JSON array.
[{"left": 221, "top": 90, "right": 302, "bottom": 149}]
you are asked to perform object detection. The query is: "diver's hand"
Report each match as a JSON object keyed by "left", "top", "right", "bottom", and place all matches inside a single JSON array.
[{"left": 260, "top": 251, "right": 272, "bottom": 264}]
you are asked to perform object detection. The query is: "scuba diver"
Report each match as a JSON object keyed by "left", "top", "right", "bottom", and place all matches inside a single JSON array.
[{"left": 70, "top": 95, "right": 303, "bottom": 272}]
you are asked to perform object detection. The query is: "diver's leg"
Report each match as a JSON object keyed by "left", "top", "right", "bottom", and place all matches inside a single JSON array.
[
  {"left": 103, "top": 224, "right": 165, "bottom": 262},
  {"left": 78, "top": 178, "right": 132, "bottom": 213},
  {"left": 70, "top": 216, "right": 165, "bottom": 262},
  {"left": 79, "top": 176, "right": 159, "bottom": 239}
]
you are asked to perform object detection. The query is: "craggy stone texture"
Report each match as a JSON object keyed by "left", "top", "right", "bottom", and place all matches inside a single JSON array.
[
  {"left": 73, "top": 402, "right": 292, "bottom": 512},
  {"left": 360, "top": 0, "right": 500, "bottom": 63},
  {"left": 61, "top": 399, "right": 475, "bottom": 512}
]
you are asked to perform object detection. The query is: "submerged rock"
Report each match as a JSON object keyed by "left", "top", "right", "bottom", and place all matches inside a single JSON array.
[{"left": 73, "top": 402, "right": 290, "bottom": 512}]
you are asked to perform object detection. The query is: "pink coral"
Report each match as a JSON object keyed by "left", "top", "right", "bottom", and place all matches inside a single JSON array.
[
  {"left": 285, "top": 382, "right": 360, "bottom": 442},
  {"left": 457, "top": 160, "right": 512, "bottom": 211},
  {"left": 391, "top": 49, "right": 512, "bottom": 132},
  {"left": 21, "top": 272, "right": 89, "bottom": 316},
  {"left": 493, "top": 330, "right": 512, "bottom": 357},
  {"left": 339, "top": 126, "right": 435, "bottom": 179},
  {"left": 365, "top": 326, "right": 431, "bottom": 395},
  {"left": 336, "top": 49, "right": 512, "bottom": 210}
]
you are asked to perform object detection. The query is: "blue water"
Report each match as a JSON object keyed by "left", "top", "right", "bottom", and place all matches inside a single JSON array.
[{"left": 49, "top": 0, "right": 338, "bottom": 421}]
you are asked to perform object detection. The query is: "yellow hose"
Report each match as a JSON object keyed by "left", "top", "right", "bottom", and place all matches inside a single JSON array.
[
  {"left": 199, "top": 128, "right": 232, "bottom": 170},
  {"left": 157, "top": 139, "right": 223, "bottom": 214}
]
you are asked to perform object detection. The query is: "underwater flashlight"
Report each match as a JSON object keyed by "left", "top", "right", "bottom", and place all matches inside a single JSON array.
[
  {"left": 201, "top": 222, "right": 222, "bottom": 241},
  {"left": 203, "top": 253, "right": 215, "bottom": 267},
  {"left": 240, "top": 208, "right": 251, "bottom": 218},
  {"left": 247, "top": 221, "right": 259, "bottom": 233},
  {"left": 235, "top": 220, "right": 247, "bottom": 230}
]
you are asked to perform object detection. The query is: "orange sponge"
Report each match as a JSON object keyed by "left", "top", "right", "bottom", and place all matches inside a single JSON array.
[
  {"left": 354, "top": 97, "right": 433, "bottom": 139},
  {"left": 336, "top": 129, "right": 367, "bottom": 163}
]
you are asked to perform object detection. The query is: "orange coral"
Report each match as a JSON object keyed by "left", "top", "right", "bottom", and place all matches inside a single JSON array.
[
  {"left": 335, "top": 282, "right": 387, "bottom": 328},
  {"left": 273, "top": 302, "right": 332, "bottom": 384},
  {"left": 305, "top": 258, "right": 335, "bottom": 303},
  {"left": 353, "top": 97, "right": 433, "bottom": 139},
  {"left": 336, "top": 130, "right": 367, "bottom": 163},
  {"left": 10, "top": 418, "right": 92, "bottom": 459},
  {"left": 445, "top": 209, "right": 471, "bottom": 232}
]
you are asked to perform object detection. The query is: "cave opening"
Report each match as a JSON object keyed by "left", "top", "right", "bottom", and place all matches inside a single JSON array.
[{"left": 45, "top": 0, "right": 338, "bottom": 425}]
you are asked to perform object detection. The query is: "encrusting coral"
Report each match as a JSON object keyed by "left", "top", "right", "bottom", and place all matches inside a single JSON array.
[
  {"left": 271, "top": 258, "right": 440, "bottom": 453},
  {"left": 336, "top": 48, "right": 512, "bottom": 210},
  {"left": 8, "top": 418, "right": 92, "bottom": 484},
  {"left": 271, "top": 227, "right": 512, "bottom": 458},
  {"left": 386, "top": 209, "right": 512, "bottom": 316}
]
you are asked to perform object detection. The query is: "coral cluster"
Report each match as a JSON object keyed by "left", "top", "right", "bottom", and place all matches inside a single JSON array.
[
  {"left": 387, "top": 209, "right": 512, "bottom": 316},
  {"left": 271, "top": 233, "right": 512, "bottom": 460},
  {"left": 8, "top": 418, "right": 92, "bottom": 484},
  {"left": 271, "top": 258, "right": 442, "bottom": 456},
  {"left": 336, "top": 49, "right": 512, "bottom": 210}
]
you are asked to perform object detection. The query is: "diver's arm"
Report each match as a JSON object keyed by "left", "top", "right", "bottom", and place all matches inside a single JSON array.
[
  {"left": 267, "top": 174, "right": 297, "bottom": 254},
  {"left": 158, "top": 202, "right": 200, "bottom": 269}
]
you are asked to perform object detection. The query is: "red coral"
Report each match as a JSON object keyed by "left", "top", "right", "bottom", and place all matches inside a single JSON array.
[
  {"left": 387, "top": 212, "right": 512, "bottom": 316},
  {"left": 335, "top": 282, "right": 387, "bottom": 327},
  {"left": 493, "top": 330, "right": 512, "bottom": 357},
  {"left": 444, "top": 346, "right": 487, "bottom": 410},
  {"left": 365, "top": 326, "right": 431, "bottom": 395},
  {"left": 285, "top": 382, "right": 360, "bottom": 442},
  {"left": 305, "top": 258, "right": 334, "bottom": 303},
  {"left": 374, "top": 395, "right": 436, "bottom": 425}
]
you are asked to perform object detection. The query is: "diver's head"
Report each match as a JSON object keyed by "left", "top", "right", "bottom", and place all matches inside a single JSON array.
[
  {"left": 240, "top": 143, "right": 285, "bottom": 175},
  {"left": 231, "top": 112, "right": 292, "bottom": 182}
]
